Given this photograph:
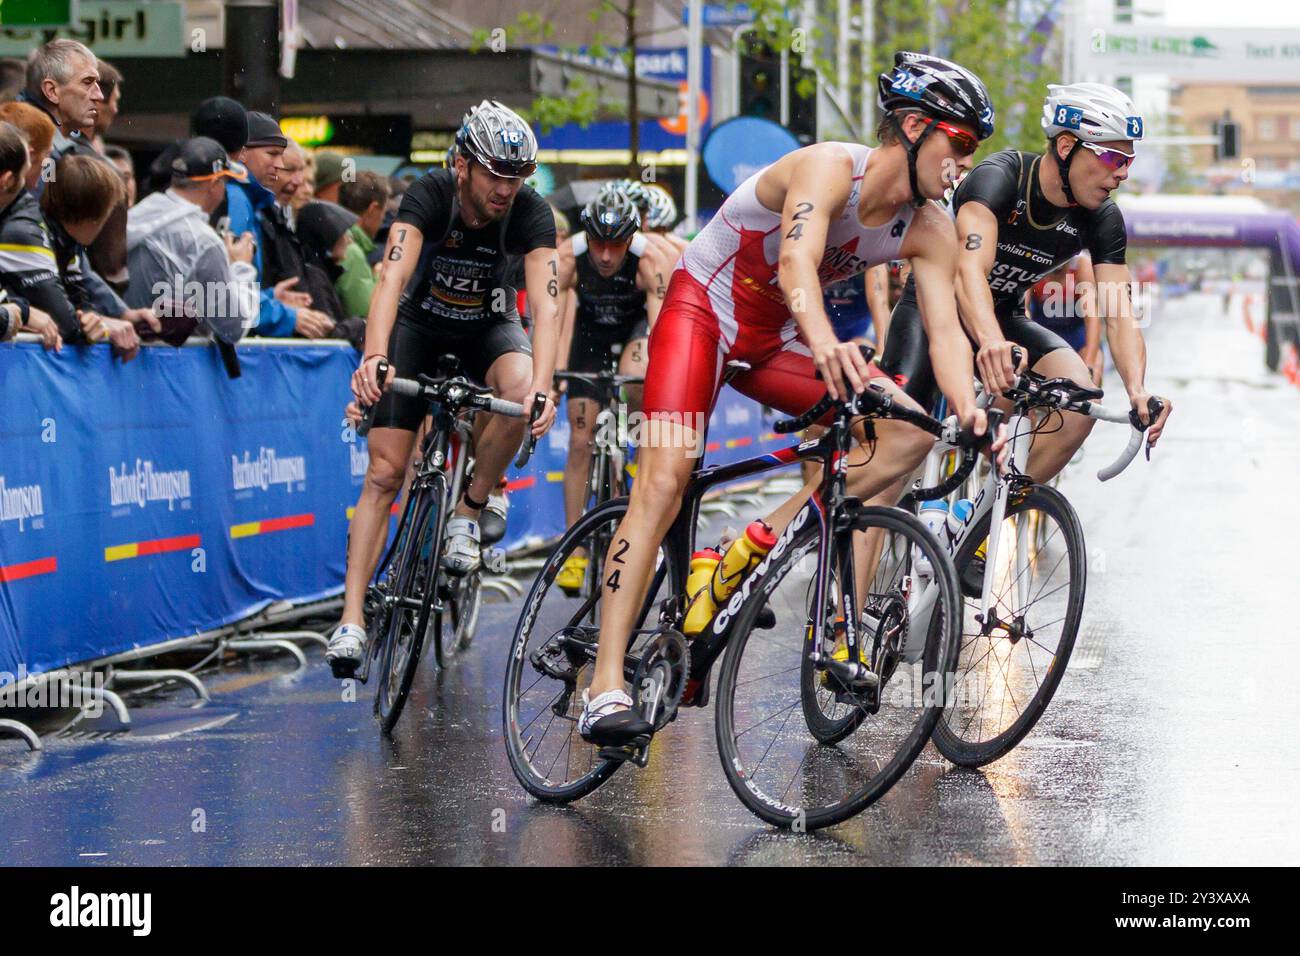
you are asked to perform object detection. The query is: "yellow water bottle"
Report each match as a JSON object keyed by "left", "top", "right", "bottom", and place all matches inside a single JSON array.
[
  {"left": 682, "top": 549, "right": 723, "bottom": 635},
  {"left": 709, "top": 519, "right": 777, "bottom": 608}
]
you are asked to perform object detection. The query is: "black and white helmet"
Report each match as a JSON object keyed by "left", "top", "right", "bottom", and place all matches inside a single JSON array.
[
  {"left": 878, "top": 51, "right": 995, "bottom": 141},
  {"left": 644, "top": 187, "right": 677, "bottom": 230},
  {"left": 454, "top": 100, "right": 538, "bottom": 179},
  {"left": 581, "top": 188, "right": 640, "bottom": 242}
]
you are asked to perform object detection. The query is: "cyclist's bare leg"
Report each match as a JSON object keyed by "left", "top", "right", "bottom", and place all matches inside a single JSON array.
[
  {"left": 454, "top": 351, "right": 531, "bottom": 519},
  {"left": 1021, "top": 347, "right": 1097, "bottom": 483},
  {"left": 761, "top": 380, "right": 933, "bottom": 537},
  {"left": 619, "top": 336, "right": 648, "bottom": 413},
  {"left": 563, "top": 396, "right": 597, "bottom": 557},
  {"left": 588, "top": 423, "right": 698, "bottom": 699},
  {"left": 341, "top": 426, "right": 418, "bottom": 628}
]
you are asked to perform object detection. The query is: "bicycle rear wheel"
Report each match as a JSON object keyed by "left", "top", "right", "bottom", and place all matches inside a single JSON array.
[
  {"left": 932, "top": 484, "right": 1086, "bottom": 767},
  {"left": 715, "top": 506, "right": 961, "bottom": 831},
  {"left": 503, "top": 498, "right": 678, "bottom": 803},
  {"left": 375, "top": 492, "right": 439, "bottom": 734}
]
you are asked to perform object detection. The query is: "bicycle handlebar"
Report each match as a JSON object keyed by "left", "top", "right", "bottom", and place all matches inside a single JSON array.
[{"left": 1088, "top": 396, "right": 1163, "bottom": 482}]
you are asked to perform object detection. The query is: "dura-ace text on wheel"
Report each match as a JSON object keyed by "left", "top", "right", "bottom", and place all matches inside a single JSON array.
[
  {"left": 932, "top": 483, "right": 1086, "bottom": 767},
  {"left": 714, "top": 504, "right": 962, "bottom": 831},
  {"left": 503, "top": 499, "right": 679, "bottom": 803}
]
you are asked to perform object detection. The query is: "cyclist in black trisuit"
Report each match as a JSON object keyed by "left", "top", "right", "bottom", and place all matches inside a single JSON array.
[
  {"left": 879, "top": 81, "right": 1171, "bottom": 485},
  {"left": 328, "top": 100, "right": 560, "bottom": 676},
  {"left": 552, "top": 186, "right": 664, "bottom": 593}
]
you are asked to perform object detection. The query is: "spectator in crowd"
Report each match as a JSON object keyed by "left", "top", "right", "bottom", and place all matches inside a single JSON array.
[
  {"left": 293, "top": 199, "right": 362, "bottom": 346},
  {"left": 313, "top": 151, "right": 344, "bottom": 203},
  {"left": 336, "top": 170, "right": 389, "bottom": 317},
  {"left": 276, "top": 140, "right": 310, "bottom": 225},
  {"left": 102, "top": 144, "right": 137, "bottom": 207},
  {"left": 142, "top": 95, "right": 248, "bottom": 202},
  {"left": 19, "top": 40, "right": 129, "bottom": 294},
  {"left": 0, "top": 101, "right": 55, "bottom": 192},
  {"left": 87, "top": 59, "right": 122, "bottom": 152},
  {"left": 0, "top": 58, "right": 25, "bottom": 102},
  {"left": 125, "top": 137, "right": 259, "bottom": 345},
  {"left": 225, "top": 111, "right": 330, "bottom": 338},
  {"left": 0, "top": 150, "right": 150, "bottom": 359}
]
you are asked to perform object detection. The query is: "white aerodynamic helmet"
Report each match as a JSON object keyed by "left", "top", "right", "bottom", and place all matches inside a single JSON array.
[{"left": 1042, "top": 83, "right": 1144, "bottom": 143}]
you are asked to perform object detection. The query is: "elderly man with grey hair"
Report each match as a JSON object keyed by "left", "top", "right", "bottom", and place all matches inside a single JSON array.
[{"left": 18, "top": 38, "right": 130, "bottom": 293}]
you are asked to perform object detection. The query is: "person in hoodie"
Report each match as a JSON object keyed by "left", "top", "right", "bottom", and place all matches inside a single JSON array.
[
  {"left": 295, "top": 199, "right": 364, "bottom": 349},
  {"left": 125, "top": 137, "right": 259, "bottom": 345},
  {"left": 225, "top": 111, "right": 333, "bottom": 339}
]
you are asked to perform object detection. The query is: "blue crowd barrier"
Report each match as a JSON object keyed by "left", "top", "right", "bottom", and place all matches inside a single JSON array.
[{"left": 1, "top": 339, "right": 795, "bottom": 676}]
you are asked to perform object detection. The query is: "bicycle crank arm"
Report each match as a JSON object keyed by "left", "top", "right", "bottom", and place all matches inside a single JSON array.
[
  {"left": 598, "top": 739, "right": 652, "bottom": 767},
  {"left": 818, "top": 657, "right": 881, "bottom": 692}
]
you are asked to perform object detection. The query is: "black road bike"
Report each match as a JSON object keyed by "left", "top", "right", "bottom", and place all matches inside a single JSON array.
[
  {"left": 504, "top": 359, "right": 996, "bottom": 830},
  {"left": 353, "top": 357, "right": 541, "bottom": 733}
]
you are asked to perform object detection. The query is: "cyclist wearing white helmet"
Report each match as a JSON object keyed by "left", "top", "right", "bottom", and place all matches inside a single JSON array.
[
  {"left": 878, "top": 81, "right": 1171, "bottom": 592},
  {"left": 328, "top": 99, "right": 560, "bottom": 677}
]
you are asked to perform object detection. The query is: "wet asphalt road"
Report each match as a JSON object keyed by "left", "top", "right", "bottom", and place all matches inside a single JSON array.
[{"left": 3, "top": 293, "right": 1298, "bottom": 866}]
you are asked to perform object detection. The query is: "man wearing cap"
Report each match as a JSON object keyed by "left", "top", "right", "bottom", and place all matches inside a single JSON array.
[
  {"left": 225, "top": 111, "right": 333, "bottom": 338},
  {"left": 125, "top": 137, "right": 259, "bottom": 344},
  {"left": 313, "top": 151, "right": 345, "bottom": 204}
]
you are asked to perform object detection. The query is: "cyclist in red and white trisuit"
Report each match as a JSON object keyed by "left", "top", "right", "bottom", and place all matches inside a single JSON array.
[{"left": 579, "top": 52, "right": 1003, "bottom": 745}]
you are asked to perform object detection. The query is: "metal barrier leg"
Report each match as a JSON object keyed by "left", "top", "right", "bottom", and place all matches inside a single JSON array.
[
  {"left": 224, "top": 638, "right": 308, "bottom": 670},
  {"left": 244, "top": 629, "right": 329, "bottom": 650},
  {"left": 0, "top": 718, "right": 41, "bottom": 752},
  {"left": 109, "top": 669, "right": 210, "bottom": 703}
]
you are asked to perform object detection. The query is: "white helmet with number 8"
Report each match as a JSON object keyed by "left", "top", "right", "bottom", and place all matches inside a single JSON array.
[{"left": 1042, "top": 83, "right": 1144, "bottom": 143}]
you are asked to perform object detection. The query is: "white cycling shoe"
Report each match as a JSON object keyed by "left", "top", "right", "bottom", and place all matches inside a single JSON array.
[
  {"left": 326, "top": 622, "right": 367, "bottom": 678},
  {"left": 442, "top": 516, "right": 481, "bottom": 575},
  {"left": 578, "top": 688, "right": 653, "bottom": 745}
]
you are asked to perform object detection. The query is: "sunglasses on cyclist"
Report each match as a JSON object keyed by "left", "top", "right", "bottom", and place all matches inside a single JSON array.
[
  {"left": 1079, "top": 141, "right": 1136, "bottom": 171},
  {"left": 917, "top": 116, "right": 980, "bottom": 156},
  {"left": 473, "top": 154, "right": 539, "bottom": 180}
]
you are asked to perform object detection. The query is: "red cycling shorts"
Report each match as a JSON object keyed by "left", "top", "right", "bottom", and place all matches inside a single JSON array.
[{"left": 642, "top": 268, "right": 889, "bottom": 427}]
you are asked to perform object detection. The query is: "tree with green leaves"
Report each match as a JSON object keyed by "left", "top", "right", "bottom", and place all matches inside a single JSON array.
[
  {"left": 736, "top": 0, "right": 1061, "bottom": 154},
  {"left": 471, "top": 2, "right": 658, "bottom": 177}
]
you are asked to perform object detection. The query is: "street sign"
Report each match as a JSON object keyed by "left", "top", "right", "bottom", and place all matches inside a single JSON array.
[
  {"left": 1080, "top": 24, "right": 1300, "bottom": 82},
  {"left": 0, "top": 0, "right": 75, "bottom": 28},
  {"left": 0, "top": 1, "right": 184, "bottom": 57},
  {"left": 681, "top": 3, "right": 755, "bottom": 28}
]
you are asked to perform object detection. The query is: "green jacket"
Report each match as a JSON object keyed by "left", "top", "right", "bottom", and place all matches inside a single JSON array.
[{"left": 337, "top": 223, "right": 377, "bottom": 318}]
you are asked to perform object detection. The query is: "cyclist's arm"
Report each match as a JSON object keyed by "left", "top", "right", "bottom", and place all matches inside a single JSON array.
[
  {"left": 773, "top": 146, "right": 852, "bottom": 351},
  {"left": 904, "top": 204, "right": 979, "bottom": 422},
  {"left": 865, "top": 263, "right": 891, "bottom": 350},
  {"left": 1092, "top": 261, "right": 1146, "bottom": 396},
  {"left": 523, "top": 244, "right": 562, "bottom": 407},
  {"left": 953, "top": 201, "right": 1002, "bottom": 349},
  {"left": 554, "top": 241, "right": 577, "bottom": 374},
  {"left": 357, "top": 221, "right": 422, "bottom": 399},
  {"left": 1074, "top": 254, "right": 1103, "bottom": 367},
  {"left": 637, "top": 249, "right": 665, "bottom": 328}
]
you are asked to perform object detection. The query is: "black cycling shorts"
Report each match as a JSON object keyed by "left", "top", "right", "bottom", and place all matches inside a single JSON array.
[
  {"left": 371, "top": 316, "right": 532, "bottom": 432},
  {"left": 565, "top": 318, "right": 648, "bottom": 402},
  {"left": 877, "top": 283, "right": 1071, "bottom": 411}
]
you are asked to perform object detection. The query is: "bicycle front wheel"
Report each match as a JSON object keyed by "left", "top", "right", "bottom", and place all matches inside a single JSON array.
[
  {"left": 932, "top": 484, "right": 1087, "bottom": 767},
  {"left": 375, "top": 492, "right": 439, "bottom": 734},
  {"left": 715, "top": 506, "right": 962, "bottom": 831}
]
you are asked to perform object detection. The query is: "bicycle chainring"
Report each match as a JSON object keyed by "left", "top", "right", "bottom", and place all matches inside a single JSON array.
[{"left": 631, "top": 629, "right": 690, "bottom": 731}]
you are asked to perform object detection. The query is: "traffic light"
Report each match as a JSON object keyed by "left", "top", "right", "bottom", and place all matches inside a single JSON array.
[
  {"left": 739, "top": 48, "right": 778, "bottom": 120},
  {"left": 738, "top": 39, "right": 817, "bottom": 143},
  {"left": 1214, "top": 119, "right": 1240, "bottom": 161}
]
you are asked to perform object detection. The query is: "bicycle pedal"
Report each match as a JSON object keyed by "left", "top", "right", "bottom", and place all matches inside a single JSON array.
[
  {"left": 822, "top": 658, "right": 880, "bottom": 691},
  {"left": 328, "top": 657, "right": 360, "bottom": 680},
  {"left": 597, "top": 738, "right": 651, "bottom": 765}
]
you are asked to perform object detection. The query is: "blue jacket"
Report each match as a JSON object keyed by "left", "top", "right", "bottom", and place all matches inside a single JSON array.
[{"left": 225, "top": 177, "right": 298, "bottom": 337}]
